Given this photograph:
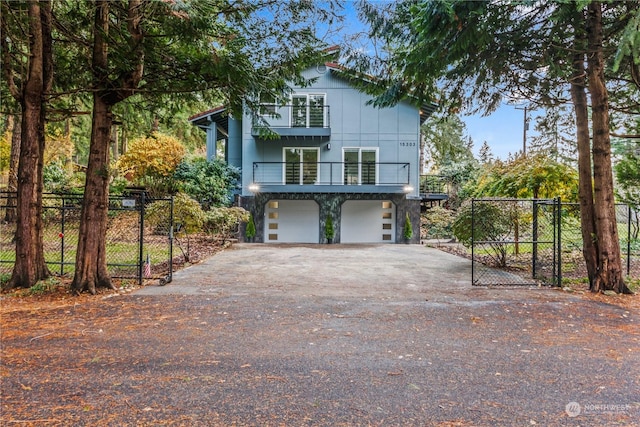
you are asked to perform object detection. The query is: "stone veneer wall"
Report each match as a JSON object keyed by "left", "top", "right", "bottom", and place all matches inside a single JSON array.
[{"left": 238, "top": 193, "right": 421, "bottom": 244}]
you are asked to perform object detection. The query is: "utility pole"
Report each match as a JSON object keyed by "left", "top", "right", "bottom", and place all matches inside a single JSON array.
[{"left": 515, "top": 105, "right": 529, "bottom": 156}]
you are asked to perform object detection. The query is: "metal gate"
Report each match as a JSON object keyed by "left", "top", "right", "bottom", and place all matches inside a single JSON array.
[{"left": 471, "top": 198, "right": 561, "bottom": 286}]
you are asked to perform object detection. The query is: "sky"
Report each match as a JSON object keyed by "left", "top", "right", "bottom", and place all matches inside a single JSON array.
[
  {"left": 337, "top": 1, "right": 533, "bottom": 160},
  {"left": 463, "top": 107, "right": 538, "bottom": 160}
]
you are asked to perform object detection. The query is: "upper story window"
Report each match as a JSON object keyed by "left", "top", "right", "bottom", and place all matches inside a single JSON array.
[
  {"left": 259, "top": 93, "right": 278, "bottom": 116},
  {"left": 291, "top": 94, "right": 326, "bottom": 128}
]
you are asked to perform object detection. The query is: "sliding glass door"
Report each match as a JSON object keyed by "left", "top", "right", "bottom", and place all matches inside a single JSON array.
[
  {"left": 344, "top": 148, "right": 377, "bottom": 185},
  {"left": 284, "top": 148, "right": 319, "bottom": 185}
]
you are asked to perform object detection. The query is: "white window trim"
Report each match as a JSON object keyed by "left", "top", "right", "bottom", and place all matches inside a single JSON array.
[
  {"left": 282, "top": 147, "right": 320, "bottom": 185},
  {"left": 289, "top": 93, "right": 326, "bottom": 128},
  {"left": 342, "top": 147, "right": 379, "bottom": 185},
  {"left": 258, "top": 93, "right": 279, "bottom": 117}
]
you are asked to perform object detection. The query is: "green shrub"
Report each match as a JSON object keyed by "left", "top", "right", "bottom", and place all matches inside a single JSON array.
[
  {"left": 28, "top": 277, "right": 60, "bottom": 294},
  {"left": 325, "top": 215, "right": 335, "bottom": 241},
  {"left": 0, "top": 273, "right": 11, "bottom": 287},
  {"left": 109, "top": 175, "right": 129, "bottom": 195},
  {"left": 146, "top": 192, "right": 206, "bottom": 234},
  {"left": 422, "top": 206, "right": 456, "bottom": 239},
  {"left": 173, "top": 158, "right": 241, "bottom": 208},
  {"left": 403, "top": 212, "right": 413, "bottom": 240},
  {"left": 205, "top": 206, "right": 249, "bottom": 240},
  {"left": 452, "top": 200, "right": 514, "bottom": 267},
  {"left": 245, "top": 213, "right": 256, "bottom": 239},
  {"left": 43, "top": 162, "right": 82, "bottom": 193}
]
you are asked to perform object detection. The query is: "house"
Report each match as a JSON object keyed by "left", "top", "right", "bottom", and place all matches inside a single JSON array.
[{"left": 189, "top": 61, "right": 436, "bottom": 244}]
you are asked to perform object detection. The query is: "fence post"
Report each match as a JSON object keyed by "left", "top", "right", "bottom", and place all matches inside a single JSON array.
[
  {"left": 628, "top": 204, "right": 632, "bottom": 277},
  {"left": 168, "top": 195, "right": 174, "bottom": 283},
  {"left": 552, "top": 199, "right": 556, "bottom": 285},
  {"left": 138, "top": 191, "right": 145, "bottom": 285},
  {"left": 471, "top": 198, "right": 475, "bottom": 285},
  {"left": 532, "top": 199, "right": 538, "bottom": 279},
  {"left": 556, "top": 197, "right": 562, "bottom": 287},
  {"left": 60, "top": 196, "right": 65, "bottom": 276}
]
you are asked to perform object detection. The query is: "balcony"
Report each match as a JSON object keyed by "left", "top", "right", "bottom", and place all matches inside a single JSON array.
[
  {"left": 251, "top": 162, "right": 411, "bottom": 193},
  {"left": 420, "top": 175, "right": 450, "bottom": 202},
  {"left": 251, "top": 104, "right": 331, "bottom": 139}
]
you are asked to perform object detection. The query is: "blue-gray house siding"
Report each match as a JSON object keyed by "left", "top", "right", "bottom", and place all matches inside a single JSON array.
[{"left": 190, "top": 63, "right": 434, "bottom": 244}]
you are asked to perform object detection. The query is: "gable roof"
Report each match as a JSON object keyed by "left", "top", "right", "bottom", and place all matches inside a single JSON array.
[
  {"left": 189, "top": 52, "right": 438, "bottom": 128},
  {"left": 188, "top": 105, "right": 225, "bottom": 124},
  {"left": 324, "top": 62, "right": 437, "bottom": 124},
  {"left": 189, "top": 105, "right": 228, "bottom": 132}
]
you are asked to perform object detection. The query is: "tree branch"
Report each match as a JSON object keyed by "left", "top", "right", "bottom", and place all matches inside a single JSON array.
[{"left": 611, "top": 133, "right": 640, "bottom": 139}]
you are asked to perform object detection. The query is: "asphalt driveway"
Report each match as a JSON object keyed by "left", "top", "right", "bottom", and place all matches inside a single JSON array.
[
  {"left": 138, "top": 243, "right": 498, "bottom": 300},
  {"left": 135, "top": 243, "right": 638, "bottom": 425},
  {"left": 2, "top": 244, "right": 638, "bottom": 426}
]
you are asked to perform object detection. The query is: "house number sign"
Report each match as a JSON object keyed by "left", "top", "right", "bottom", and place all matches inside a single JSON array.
[{"left": 399, "top": 141, "right": 417, "bottom": 147}]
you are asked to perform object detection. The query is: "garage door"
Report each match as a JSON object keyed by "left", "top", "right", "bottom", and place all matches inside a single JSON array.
[
  {"left": 264, "top": 200, "right": 319, "bottom": 243},
  {"left": 341, "top": 200, "right": 395, "bottom": 243}
]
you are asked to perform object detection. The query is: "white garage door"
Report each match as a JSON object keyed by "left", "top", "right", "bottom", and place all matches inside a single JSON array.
[
  {"left": 264, "top": 200, "right": 319, "bottom": 243},
  {"left": 341, "top": 200, "right": 395, "bottom": 243}
]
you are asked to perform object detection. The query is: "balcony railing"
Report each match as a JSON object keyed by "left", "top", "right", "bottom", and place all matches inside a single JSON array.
[
  {"left": 420, "top": 175, "right": 450, "bottom": 200},
  {"left": 252, "top": 105, "right": 331, "bottom": 138},
  {"left": 252, "top": 162, "right": 411, "bottom": 187}
]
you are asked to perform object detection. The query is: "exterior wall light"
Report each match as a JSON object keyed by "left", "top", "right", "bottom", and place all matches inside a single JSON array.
[
  {"left": 326, "top": 143, "right": 331, "bottom": 150},
  {"left": 248, "top": 183, "right": 260, "bottom": 192},
  {"left": 404, "top": 185, "right": 414, "bottom": 193}
]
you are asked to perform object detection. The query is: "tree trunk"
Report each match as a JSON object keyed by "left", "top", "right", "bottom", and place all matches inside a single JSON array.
[
  {"left": 570, "top": 9, "right": 599, "bottom": 287},
  {"left": 71, "top": 95, "right": 115, "bottom": 294},
  {"left": 7, "top": 0, "right": 51, "bottom": 289},
  {"left": 586, "top": 2, "right": 631, "bottom": 294},
  {"left": 71, "top": 0, "right": 145, "bottom": 293},
  {"left": 35, "top": 0, "right": 52, "bottom": 279},
  {"left": 71, "top": 0, "right": 115, "bottom": 294},
  {"left": 5, "top": 114, "right": 20, "bottom": 223}
]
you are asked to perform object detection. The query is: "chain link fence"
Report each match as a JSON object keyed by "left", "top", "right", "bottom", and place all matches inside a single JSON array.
[
  {"left": 471, "top": 198, "right": 560, "bottom": 286},
  {"left": 0, "top": 191, "right": 174, "bottom": 285},
  {"left": 471, "top": 198, "right": 639, "bottom": 286},
  {"left": 559, "top": 202, "right": 639, "bottom": 282}
]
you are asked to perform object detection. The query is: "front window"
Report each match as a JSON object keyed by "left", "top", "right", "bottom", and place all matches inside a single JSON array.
[
  {"left": 291, "top": 94, "right": 326, "bottom": 128},
  {"left": 344, "top": 148, "right": 378, "bottom": 185},
  {"left": 259, "top": 93, "right": 278, "bottom": 116},
  {"left": 308, "top": 95, "right": 325, "bottom": 127},
  {"left": 284, "top": 148, "right": 319, "bottom": 185},
  {"left": 361, "top": 150, "right": 376, "bottom": 184}
]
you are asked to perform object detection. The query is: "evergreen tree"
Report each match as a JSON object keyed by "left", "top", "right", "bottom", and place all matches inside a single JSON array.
[
  {"left": 478, "top": 141, "right": 494, "bottom": 165},
  {"left": 62, "top": 0, "right": 338, "bottom": 294},
  {"left": 1, "top": 0, "right": 53, "bottom": 288},
  {"left": 351, "top": 0, "right": 638, "bottom": 293}
]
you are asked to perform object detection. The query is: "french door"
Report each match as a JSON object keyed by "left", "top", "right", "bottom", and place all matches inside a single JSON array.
[
  {"left": 291, "top": 94, "right": 326, "bottom": 128},
  {"left": 284, "top": 148, "right": 319, "bottom": 185},
  {"left": 344, "top": 148, "right": 377, "bottom": 185}
]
